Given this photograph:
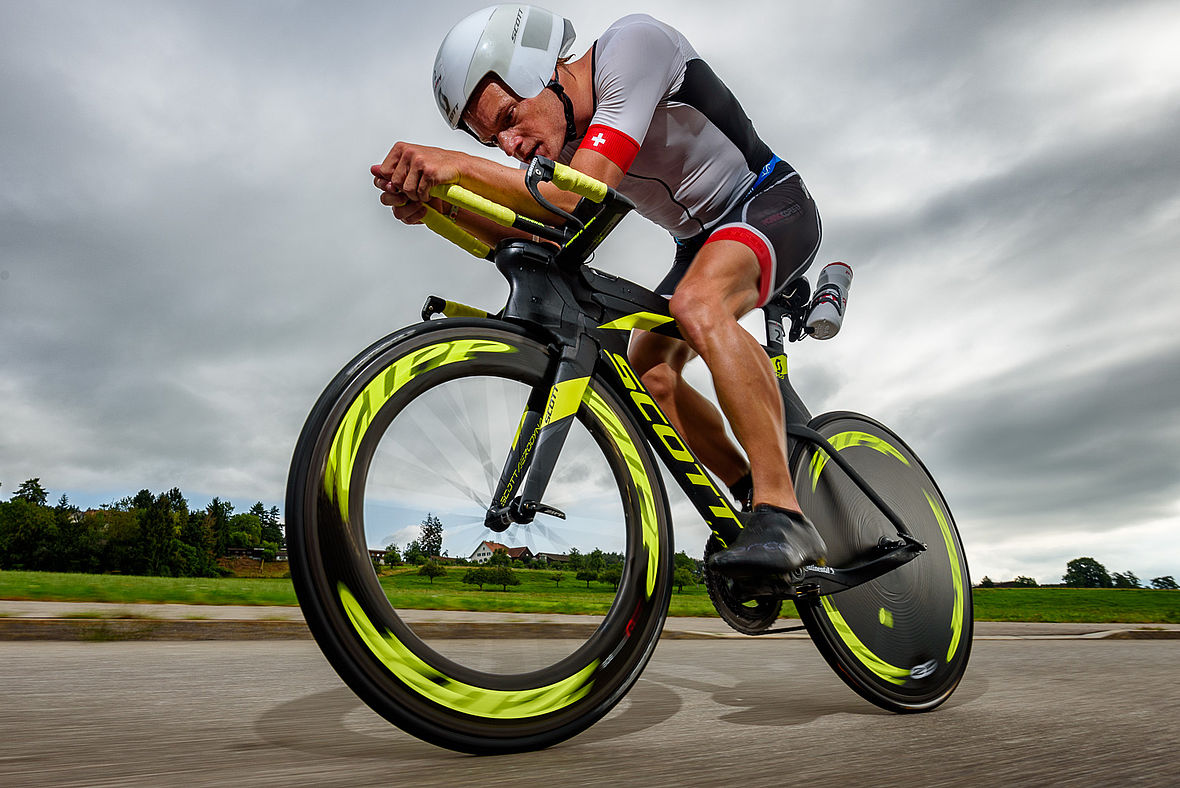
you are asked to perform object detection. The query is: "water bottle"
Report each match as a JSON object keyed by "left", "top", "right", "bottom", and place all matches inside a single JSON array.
[{"left": 806, "top": 262, "right": 853, "bottom": 339}]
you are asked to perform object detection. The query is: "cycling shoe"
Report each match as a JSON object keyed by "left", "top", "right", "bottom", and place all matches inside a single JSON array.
[{"left": 707, "top": 504, "right": 827, "bottom": 579}]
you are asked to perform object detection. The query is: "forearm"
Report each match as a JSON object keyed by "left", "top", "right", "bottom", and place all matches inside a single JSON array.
[{"left": 452, "top": 153, "right": 580, "bottom": 223}]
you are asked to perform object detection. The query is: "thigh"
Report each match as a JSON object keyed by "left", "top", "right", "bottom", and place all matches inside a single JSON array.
[{"left": 700, "top": 171, "right": 822, "bottom": 307}]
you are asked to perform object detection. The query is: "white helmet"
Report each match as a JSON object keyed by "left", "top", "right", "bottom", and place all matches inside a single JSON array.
[{"left": 432, "top": 4, "right": 576, "bottom": 131}]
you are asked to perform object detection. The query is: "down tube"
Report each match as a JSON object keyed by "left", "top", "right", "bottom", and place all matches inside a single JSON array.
[{"left": 599, "top": 349, "right": 743, "bottom": 548}]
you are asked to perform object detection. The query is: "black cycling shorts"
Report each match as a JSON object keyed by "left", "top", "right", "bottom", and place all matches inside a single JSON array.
[{"left": 656, "top": 158, "right": 822, "bottom": 307}]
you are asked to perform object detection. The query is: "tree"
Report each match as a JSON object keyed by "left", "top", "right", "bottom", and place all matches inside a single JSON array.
[
  {"left": 12, "top": 478, "right": 49, "bottom": 506},
  {"left": 0, "top": 497, "right": 57, "bottom": 570},
  {"left": 138, "top": 494, "right": 177, "bottom": 576},
  {"left": 673, "top": 567, "right": 694, "bottom": 593},
  {"left": 549, "top": 572, "right": 564, "bottom": 587},
  {"left": 1150, "top": 575, "right": 1178, "bottom": 590},
  {"left": 1063, "top": 557, "right": 1112, "bottom": 588},
  {"left": 978, "top": 576, "right": 995, "bottom": 588},
  {"left": 1111, "top": 571, "right": 1141, "bottom": 589},
  {"left": 130, "top": 489, "right": 154, "bottom": 510},
  {"left": 488, "top": 547, "right": 511, "bottom": 567},
  {"left": 487, "top": 564, "right": 520, "bottom": 591},
  {"left": 567, "top": 547, "right": 583, "bottom": 571},
  {"left": 463, "top": 568, "right": 490, "bottom": 590},
  {"left": 404, "top": 540, "right": 426, "bottom": 565},
  {"left": 577, "top": 569, "right": 598, "bottom": 588},
  {"left": 227, "top": 512, "right": 262, "bottom": 549},
  {"left": 1013, "top": 576, "right": 1039, "bottom": 587},
  {"left": 585, "top": 548, "right": 606, "bottom": 574},
  {"left": 181, "top": 509, "right": 217, "bottom": 576},
  {"left": 252, "top": 502, "right": 284, "bottom": 547},
  {"left": 384, "top": 545, "right": 402, "bottom": 566},
  {"left": 599, "top": 565, "right": 622, "bottom": 590},
  {"left": 205, "top": 498, "right": 234, "bottom": 557},
  {"left": 420, "top": 513, "right": 443, "bottom": 558},
  {"left": 418, "top": 561, "right": 447, "bottom": 584},
  {"left": 674, "top": 551, "right": 702, "bottom": 583}
]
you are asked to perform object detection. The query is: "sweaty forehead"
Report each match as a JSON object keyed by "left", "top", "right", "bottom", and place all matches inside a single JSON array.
[{"left": 462, "top": 77, "right": 514, "bottom": 138}]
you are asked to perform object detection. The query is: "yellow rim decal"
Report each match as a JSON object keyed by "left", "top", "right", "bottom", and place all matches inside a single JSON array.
[
  {"left": 821, "top": 596, "right": 909, "bottom": 685},
  {"left": 809, "top": 431, "right": 910, "bottom": 492},
  {"left": 340, "top": 585, "right": 598, "bottom": 718},
  {"left": 323, "top": 339, "right": 516, "bottom": 524},
  {"left": 582, "top": 387, "right": 660, "bottom": 599},
  {"left": 927, "top": 491, "right": 965, "bottom": 662},
  {"left": 599, "top": 312, "right": 675, "bottom": 332}
]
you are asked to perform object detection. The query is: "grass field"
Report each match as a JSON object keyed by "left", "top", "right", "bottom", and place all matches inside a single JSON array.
[{"left": 1, "top": 569, "right": 1177, "bottom": 622}]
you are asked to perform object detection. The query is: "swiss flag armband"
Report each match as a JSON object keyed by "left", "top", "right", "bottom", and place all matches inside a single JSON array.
[{"left": 577, "top": 124, "right": 640, "bottom": 173}]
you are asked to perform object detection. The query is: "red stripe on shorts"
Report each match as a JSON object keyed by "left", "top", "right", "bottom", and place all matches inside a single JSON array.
[{"left": 703, "top": 225, "right": 776, "bottom": 306}]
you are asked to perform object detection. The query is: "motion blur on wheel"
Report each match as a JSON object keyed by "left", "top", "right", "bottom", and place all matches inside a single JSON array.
[{"left": 286, "top": 322, "right": 673, "bottom": 754}]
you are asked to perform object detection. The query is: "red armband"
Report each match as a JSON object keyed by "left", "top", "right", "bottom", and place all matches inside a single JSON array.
[{"left": 577, "top": 124, "right": 641, "bottom": 173}]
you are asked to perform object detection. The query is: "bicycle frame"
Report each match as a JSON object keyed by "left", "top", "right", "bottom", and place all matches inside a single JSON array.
[{"left": 422, "top": 235, "right": 925, "bottom": 601}]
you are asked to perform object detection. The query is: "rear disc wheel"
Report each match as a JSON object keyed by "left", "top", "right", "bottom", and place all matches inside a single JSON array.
[{"left": 792, "top": 411, "right": 972, "bottom": 711}]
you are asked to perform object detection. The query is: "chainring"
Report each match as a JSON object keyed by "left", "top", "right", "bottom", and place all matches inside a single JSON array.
[{"left": 703, "top": 537, "right": 784, "bottom": 635}]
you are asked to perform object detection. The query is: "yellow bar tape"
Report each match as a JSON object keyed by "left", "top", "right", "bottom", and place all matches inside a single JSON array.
[
  {"left": 430, "top": 184, "right": 518, "bottom": 228},
  {"left": 441, "top": 300, "right": 489, "bottom": 319},
  {"left": 552, "top": 163, "right": 609, "bottom": 203},
  {"left": 421, "top": 206, "right": 491, "bottom": 259}
]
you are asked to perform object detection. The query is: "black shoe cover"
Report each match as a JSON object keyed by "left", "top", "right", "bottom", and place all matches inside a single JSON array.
[{"left": 707, "top": 504, "right": 827, "bottom": 579}]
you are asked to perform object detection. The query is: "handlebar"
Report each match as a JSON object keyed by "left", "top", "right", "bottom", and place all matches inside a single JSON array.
[{"left": 421, "top": 157, "right": 625, "bottom": 261}]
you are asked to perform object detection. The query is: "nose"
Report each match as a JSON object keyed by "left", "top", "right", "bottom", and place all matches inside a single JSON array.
[{"left": 497, "top": 131, "right": 526, "bottom": 160}]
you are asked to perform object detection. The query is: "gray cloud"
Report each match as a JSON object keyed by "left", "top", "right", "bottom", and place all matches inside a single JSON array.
[{"left": 2, "top": 0, "right": 1178, "bottom": 581}]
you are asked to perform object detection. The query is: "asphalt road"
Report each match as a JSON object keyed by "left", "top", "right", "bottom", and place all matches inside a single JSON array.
[{"left": 2, "top": 639, "right": 1176, "bottom": 787}]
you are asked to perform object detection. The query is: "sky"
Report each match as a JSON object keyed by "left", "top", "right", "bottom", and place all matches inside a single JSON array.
[{"left": 2, "top": 0, "right": 1179, "bottom": 585}]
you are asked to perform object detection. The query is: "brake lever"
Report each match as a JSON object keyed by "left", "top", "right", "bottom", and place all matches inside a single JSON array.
[{"left": 526, "top": 157, "right": 584, "bottom": 230}]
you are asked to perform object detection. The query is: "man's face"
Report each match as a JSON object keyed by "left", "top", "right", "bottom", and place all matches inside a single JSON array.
[{"left": 462, "top": 78, "right": 564, "bottom": 163}]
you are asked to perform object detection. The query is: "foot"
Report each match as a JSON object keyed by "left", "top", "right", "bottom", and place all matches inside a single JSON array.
[{"left": 707, "top": 504, "right": 827, "bottom": 579}]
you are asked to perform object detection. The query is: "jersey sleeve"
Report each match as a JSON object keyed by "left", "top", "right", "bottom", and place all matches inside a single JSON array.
[{"left": 577, "top": 17, "right": 683, "bottom": 173}]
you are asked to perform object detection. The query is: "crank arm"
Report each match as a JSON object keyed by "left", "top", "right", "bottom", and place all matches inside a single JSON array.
[{"left": 733, "top": 537, "right": 927, "bottom": 601}]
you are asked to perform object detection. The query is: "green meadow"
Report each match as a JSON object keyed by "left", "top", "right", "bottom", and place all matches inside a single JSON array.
[{"left": 1, "top": 570, "right": 1177, "bottom": 623}]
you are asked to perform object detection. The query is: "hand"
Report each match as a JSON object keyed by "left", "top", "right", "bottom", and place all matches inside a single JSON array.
[
  {"left": 372, "top": 141, "right": 462, "bottom": 204},
  {"left": 372, "top": 170, "right": 430, "bottom": 225}
]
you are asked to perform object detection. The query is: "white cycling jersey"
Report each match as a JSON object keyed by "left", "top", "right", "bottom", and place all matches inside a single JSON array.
[{"left": 558, "top": 14, "right": 777, "bottom": 239}]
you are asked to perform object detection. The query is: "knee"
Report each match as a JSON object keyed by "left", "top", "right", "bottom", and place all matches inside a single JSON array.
[{"left": 669, "top": 289, "right": 727, "bottom": 352}]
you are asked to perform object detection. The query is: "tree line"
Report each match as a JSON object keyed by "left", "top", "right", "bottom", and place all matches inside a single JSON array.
[
  {"left": 977, "top": 556, "right": 1177, "bottom": 590},
  {"left": 0, "top": 478, "right": 283, "bottom": 577}
]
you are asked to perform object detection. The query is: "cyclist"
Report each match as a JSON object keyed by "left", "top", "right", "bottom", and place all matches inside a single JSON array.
[{"left": 372, "top": 4, "right": 826, "bottom": 578}]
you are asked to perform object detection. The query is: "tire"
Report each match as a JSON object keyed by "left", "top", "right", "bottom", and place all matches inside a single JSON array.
[
  {"left": 792, "top": 412, "right": 972, "bottom": 712},
  {"left": 285, "top": 320, "right": 673, "bottom": 754}
]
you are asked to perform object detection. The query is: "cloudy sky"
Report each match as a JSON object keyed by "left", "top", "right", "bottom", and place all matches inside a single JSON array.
[{"left": 2, "top": 0, "right": 1178, "bottom": 584}]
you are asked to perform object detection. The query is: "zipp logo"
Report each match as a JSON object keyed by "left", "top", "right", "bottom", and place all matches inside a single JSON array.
[
  {"left": 608, "top": 353, "right": 740, "bottom": 532},
  {"left": 910, "top": 660, "right": 938, "bottom": 680}
]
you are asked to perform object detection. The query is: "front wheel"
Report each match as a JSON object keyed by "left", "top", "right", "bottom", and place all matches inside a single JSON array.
[
  {"left": 285, "top": 320, "right": 673, "bottom": 753},
  {"left": 792, "top": 412, "right": 972, "bottom": 712}
]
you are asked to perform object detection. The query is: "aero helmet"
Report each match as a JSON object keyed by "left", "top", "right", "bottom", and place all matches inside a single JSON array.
[{"left": 432, "top": 4, "right": 576, "bottom": 131}]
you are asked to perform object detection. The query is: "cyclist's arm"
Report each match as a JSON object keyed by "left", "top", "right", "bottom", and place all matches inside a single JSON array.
[{"left": 374, "top": 143, "right": 623, "bottom": 228}]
